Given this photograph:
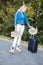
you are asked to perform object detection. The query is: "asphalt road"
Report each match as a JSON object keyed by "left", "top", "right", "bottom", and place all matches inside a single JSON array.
[{"left": 0, "top": 38, "right": 43, "bottom": 65}]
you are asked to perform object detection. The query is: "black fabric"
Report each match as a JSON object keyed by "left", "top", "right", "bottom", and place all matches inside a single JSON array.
[
  {"left": 28, "top": 36, "right": 38, "bottom": 53},
  {"left": 12, "top": 47, "right": 14, "bottom": 49}
]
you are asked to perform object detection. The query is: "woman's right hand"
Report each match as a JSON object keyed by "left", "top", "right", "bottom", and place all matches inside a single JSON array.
[{"left": 15, "top": 28, "right": 17, "bottom": 32}]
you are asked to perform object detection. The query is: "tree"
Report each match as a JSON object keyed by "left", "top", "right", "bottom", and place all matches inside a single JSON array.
[{"left": 0, "top": 0, "right": 43, "bottom": 44}]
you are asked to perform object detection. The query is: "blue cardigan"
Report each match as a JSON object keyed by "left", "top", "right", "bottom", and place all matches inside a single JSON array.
[{"left": 14, "top": 11, "right": 30, "bottom": 27}]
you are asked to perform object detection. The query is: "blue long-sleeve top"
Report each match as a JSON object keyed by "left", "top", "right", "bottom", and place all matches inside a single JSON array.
[{"left": 14, "top": 11, "right": 30, "bottom": 27}]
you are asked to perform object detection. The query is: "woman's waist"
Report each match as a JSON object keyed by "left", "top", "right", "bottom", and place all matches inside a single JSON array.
[
  {"left": 16, "top": 22, "right": 24, "bottom": 25},
  {"left": 17, "top": 24, "right": 24, "bottom": 26}
]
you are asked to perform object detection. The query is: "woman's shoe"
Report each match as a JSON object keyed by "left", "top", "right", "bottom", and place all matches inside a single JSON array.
[
  {"left": 16, "top": 47, "right": 21, "bottom": 52},
  {"left": 9, "top": 48, "right": 14, "bottom": 53}
]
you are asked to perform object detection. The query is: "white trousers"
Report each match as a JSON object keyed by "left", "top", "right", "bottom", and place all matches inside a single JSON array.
[{"left": 12, "top": 24, "right": 25, "bottom": 49}]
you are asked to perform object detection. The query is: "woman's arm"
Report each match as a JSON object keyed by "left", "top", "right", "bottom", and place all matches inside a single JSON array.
[
  {"left": 14, "top": 12, "right": 18, "bottom": 28},
  {"left": 24, "top": 13, "right": 31, "bottom": 28}
]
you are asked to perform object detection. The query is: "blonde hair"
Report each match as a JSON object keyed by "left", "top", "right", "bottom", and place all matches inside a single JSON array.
[{"left": 17, "top": 5, "right": 27, "bottom": 11}]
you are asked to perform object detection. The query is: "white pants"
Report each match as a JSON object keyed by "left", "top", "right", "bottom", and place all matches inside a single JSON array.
[{"left": 12, "top": 24, "right": 25, "bottom": 49}]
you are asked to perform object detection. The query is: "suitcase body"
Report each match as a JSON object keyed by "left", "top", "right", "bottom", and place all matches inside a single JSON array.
[{"left": 28, "top": 36, "right": 38, "bottom": 53}]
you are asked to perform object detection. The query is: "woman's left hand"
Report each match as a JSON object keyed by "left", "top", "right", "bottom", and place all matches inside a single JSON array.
[{"left": 29, "top": 26, "right": 33, "bottom": 28}]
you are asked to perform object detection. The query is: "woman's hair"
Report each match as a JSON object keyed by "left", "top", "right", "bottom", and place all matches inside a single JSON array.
[{"left": 17, "top": 5, "right": 27, "bottom": 11}]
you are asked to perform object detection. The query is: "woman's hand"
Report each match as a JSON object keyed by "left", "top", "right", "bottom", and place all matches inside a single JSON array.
[
  {"left": 28, "top": 24, "right": 33, "bottom": 28},
  {"left": 29, "top": 26, "right": 33, "bottom": 28},
  {"left": 15, "top": 28, "right": 17, "bottom": 32}
]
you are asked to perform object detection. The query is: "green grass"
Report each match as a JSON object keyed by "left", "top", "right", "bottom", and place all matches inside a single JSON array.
[
  {"left": 0, "top": 35, "right": 12, "bottom": 41},
  {"left": 0, "top": 35, "right": 43, "bottom": 48}
]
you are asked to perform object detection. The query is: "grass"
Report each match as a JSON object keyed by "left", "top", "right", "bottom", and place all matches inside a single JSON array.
[
  {"left": 0, "top": 35, "right": 43, "bottom": 48},
  {"left": 0, "top": 35, "right": 12, "bottom": 41}
]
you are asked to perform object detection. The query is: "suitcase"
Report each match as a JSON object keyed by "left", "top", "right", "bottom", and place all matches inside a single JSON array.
[{"left": 28, "top": 36, "right": 38, "bottom": 53}]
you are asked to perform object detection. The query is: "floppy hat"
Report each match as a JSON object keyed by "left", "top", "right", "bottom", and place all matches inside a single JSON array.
[{"left": 29, "top": 27, "right": 38, "bottom": 35}]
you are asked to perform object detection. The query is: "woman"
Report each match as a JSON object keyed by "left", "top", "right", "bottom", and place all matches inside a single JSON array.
[{"left": 9, "top": 5, "right": 31, "bottom": 53}]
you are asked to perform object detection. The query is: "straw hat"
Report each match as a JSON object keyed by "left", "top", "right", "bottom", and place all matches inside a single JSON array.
[{"left": 29, "top": 27, "right": 38, "bottom": 35}]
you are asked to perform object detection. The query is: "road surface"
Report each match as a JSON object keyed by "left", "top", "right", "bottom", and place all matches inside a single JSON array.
[{"left": 0, "top": 38, "right": 43, "bottom": 65}]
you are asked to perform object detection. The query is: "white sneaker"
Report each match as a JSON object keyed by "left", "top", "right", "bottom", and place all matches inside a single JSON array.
[
  {"left": 16, "top": 47, "right": 21, "bottom": 52},
  {"left": 9, "top": 49, "right": 14, "bottom": 53}
]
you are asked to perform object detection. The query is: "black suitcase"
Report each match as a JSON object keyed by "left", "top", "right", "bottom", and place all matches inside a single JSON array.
[{"left": 28, "top": 36, "right": 38, "bottom": 53}]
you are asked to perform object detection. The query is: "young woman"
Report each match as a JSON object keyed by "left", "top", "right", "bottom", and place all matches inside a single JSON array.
[{"left": 9, "top": 5, "right": 32, "bottom": 53}]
